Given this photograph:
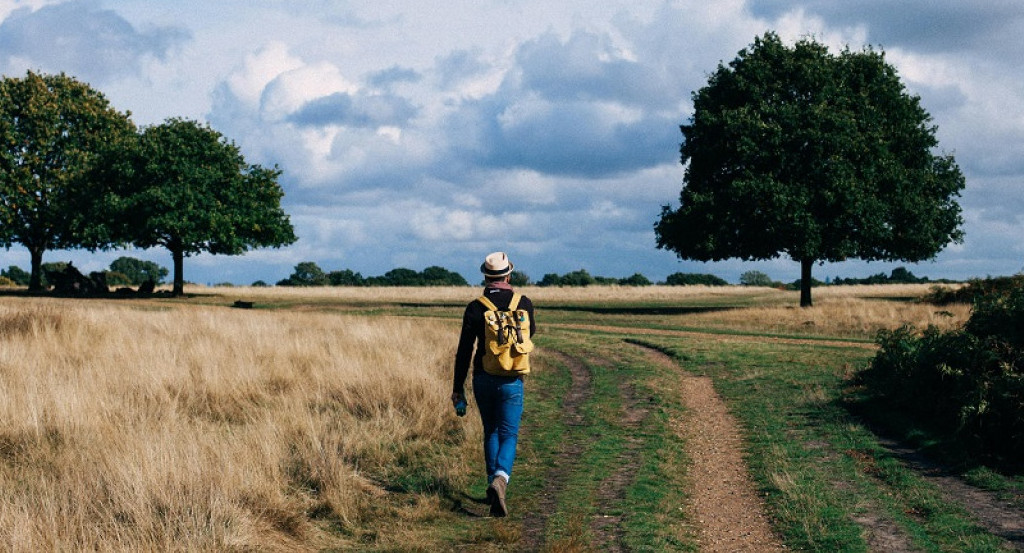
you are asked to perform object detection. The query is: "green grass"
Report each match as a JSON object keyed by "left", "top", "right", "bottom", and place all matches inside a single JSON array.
[
  {"left": 507, "top": 332, "right": 694, "bottom": 550},
  {"left": 148, "top": 287, "right": 1019, "bottom": 550},
  {"left": 639, "top": 337, "right": 1010, "bottom": 552}
]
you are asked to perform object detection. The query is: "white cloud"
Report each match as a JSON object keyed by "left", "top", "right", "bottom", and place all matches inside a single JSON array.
[
  {"left": 224, "top": 41, "right": 304, "bottom": 109},
  {"left": 4, "top": 0, "right": 1023, "bottom": 284},
  {"left": 260, "top": 62, "right": 358, "bottom": 122}
]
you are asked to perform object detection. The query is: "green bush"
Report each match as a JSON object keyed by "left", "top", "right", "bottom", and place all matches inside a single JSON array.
[
  {"left": 1, "top": 265, "right": 30, "bottom": 286},
  {"left": 618, "top": 273, "right": 651, "bottom": 286},
  {"left": 926, "top": 274, "right": 1024, "bottom": 305},
  {"left": 861, "top": 281, "right": 1024, "bottom": 462},
  {"left": 105, "top": 271, "right": 133, "bottom": 287},
  {"left": 739, "top": 270, "right": 775, "bottom": 287}
]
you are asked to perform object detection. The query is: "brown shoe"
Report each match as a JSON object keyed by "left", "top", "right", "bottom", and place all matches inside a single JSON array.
[{"left": 487, "top": 476, "right": 508, "bottom": 517}]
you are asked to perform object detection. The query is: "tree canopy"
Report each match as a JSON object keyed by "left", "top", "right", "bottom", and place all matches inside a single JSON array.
[
  {"left": 116, "top": 118, "right": 296, "bottom": 295},
  {"left": 655, "top": 33, "right": 965, "bottom": 306},
  {"left": 0, "top": 71, "right": 135, "bottom": 291}
]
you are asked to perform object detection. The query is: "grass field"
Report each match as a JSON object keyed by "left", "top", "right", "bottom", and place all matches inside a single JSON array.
[{"left": 0, "top": 283, "right": 1017, "bottom": 551}]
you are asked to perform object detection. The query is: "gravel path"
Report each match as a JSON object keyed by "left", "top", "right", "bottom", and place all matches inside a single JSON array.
[{"left": 641, "top": 347, "right": 786, "bottom": 552}]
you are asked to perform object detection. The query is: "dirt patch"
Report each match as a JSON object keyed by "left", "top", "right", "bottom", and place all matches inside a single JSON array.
[
  {"left": 518, "top": 350, "right": 593, "bottom": 551},
  {"left": 639, "top": 346, "right": 786, "bottom": 552},
  {"left": 852, "top": 510, "right": 920, "bottom": 552}
]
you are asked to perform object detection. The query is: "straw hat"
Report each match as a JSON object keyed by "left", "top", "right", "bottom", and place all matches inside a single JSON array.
[{"left": 480, "top": 252, "right": 514, "bottom": 278}]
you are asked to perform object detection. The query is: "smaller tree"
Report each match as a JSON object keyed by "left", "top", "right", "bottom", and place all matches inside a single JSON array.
[
  {"left": 328, "top": 269, "right": 364, "bottom": 286},
  {"left": 109, "top": 256, "right": 169, "bottom": 285},
  {"left": 380, "top": 268, "right": 422, "bottom": 286},
  {"left": 538, "top": 273, "right": 562, "bottom": 287},
  {"left": 279, "top": 262, "right": 327, "bottom": 286},
  {"left": 1, "top": 266, "right": 30, "bottom": 286},
  {"left": 739, "top": 270, "right": 775, "bottom": 287},
  {"left": 420, "top": 266, "right": 468, "bottom": 286},
  {"left": 619, "top": 273, "right": 652, "bottom": 286},
  {"left": 115, "top": 118, "right": 296, "bottom": 295},
  {"left": 509, "top": 270, "right": 531, "bottom": 286},
  {"left": 561, "top": 269, "right": 596, "bottom": 287}
]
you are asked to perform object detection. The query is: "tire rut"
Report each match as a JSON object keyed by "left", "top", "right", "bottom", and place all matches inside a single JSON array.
[
  {"left": 518, "top": 350, "right": 593, "bottom": 551},
  {"left": 588, "top": 357, "right": 652, "bottom": 552},
  {"left": 877, "top": 437, "right": 1024, "bottom": 550}
]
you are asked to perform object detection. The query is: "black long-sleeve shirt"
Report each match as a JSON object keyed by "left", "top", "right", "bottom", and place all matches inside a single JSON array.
[{"left": 453, "top": 286, "right": 536, "bottom": 396}]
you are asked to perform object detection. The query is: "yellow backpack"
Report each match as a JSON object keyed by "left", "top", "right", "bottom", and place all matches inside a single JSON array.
[{"left": 478, "top": 293, "right": 533, "bottom": 376}]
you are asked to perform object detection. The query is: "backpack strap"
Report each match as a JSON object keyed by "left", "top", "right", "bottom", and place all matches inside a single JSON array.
[
  {"left": 477, "top": 296, "right": 499, "bottom": 311},
  {"left": 478, "top": 293, "right": 521, "bottom": 311}
]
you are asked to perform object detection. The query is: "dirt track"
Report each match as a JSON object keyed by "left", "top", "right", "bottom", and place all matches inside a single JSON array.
[{"left": 641, "top": 347, "right": 786, "bottom": 552}]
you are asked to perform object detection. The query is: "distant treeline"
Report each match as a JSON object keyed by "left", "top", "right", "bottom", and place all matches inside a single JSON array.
[
  {"left": 271, "top": 263, "right": 739, "bottom": 288},
  {"left": 0, "top": 259, "right": 970, "bottom": 290},
  {"left": 536, "top": 270, "right": 730, "bottom": 287},
  {"left": 828, "top": 267, "right": 957, "bottom": 286},
  {"left": 273, "top": 262, "right": 469, "bottom": 287},
  {"left": 739, "top": 267, "right": 958, "bottom": 290}
]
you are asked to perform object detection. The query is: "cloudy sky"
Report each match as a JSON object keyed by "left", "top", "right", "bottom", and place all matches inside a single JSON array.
[{"left": 1, "top": 0, "right": 1022, "bottom": 285}]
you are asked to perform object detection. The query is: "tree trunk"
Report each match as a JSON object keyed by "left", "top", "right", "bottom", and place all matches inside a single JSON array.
[
  {"left": 28, "top": 246, "right": 45, "bottom": 293},
  {"left": 172, "top": 247, "right": 184, "bottom": 296},
  {"left": 800, "top": 258, "right": 814, "bottom": 308}
]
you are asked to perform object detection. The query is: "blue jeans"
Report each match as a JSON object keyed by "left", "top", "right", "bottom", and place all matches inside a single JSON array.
[{"left": 472, "top": 371, "right": 524, "bottom": 483}]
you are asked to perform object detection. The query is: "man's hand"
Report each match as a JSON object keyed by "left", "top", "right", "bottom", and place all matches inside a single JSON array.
[{"left": 451, "top": 392, "right": 467, "bottom": 416}]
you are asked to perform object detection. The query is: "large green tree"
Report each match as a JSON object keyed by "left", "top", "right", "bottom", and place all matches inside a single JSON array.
[
  {"left": 0, "top": 71, "right": 135, "bottom": 291},
  {"left": 117, "top": 118, "right": 296, "bottom": 295},
  {"left": 655, "top": 33, "right": 965, "bottom": 307}
]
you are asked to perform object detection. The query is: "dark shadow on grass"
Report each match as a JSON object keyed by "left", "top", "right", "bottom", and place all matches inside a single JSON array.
[
  {"left": 543, "top": 305, "right": 740, "bottom": 316},
  {"left": 843, "top": 389, "right": 1024, "bottom": 476},
  {"left": 397, "top": 302, "right": 469, "bottom": 310},
  {"left": 449, "top": 491, "right": 491, "bottom": 518},
  {"left": 0, "top": 288, "right": 190, "bottom": 300}
]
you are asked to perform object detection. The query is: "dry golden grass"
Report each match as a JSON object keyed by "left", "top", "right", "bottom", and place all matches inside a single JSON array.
[
  {"left": 686, "top": 294, "right": 970, "bottom": 338},
  {"left": 0, "top": 282, "right": 966, "bottom": 549},
  {"left": 193, "top": 283, "right": 771, "bottom": 304},
  {"left": 0, "top": 298, "right": 476, "bottom": 551}
]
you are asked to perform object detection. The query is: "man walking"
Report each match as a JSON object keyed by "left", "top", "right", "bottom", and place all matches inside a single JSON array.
[{"left": 452, "top": 251, "right": 536, "bottom": 517}]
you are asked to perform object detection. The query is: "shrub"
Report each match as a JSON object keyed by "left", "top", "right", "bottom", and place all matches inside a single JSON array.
[
  {"left": 105, "top": 271, "right": 133, "bottom": 287},
  {"left": 861, "top": 280, "right": 1024, "bottom": 463},
  {"left": 538, "top": 273, "right": 562, "bottom": 287},
  {"left": 739, "top": 270, "right": 775, "bottom": 287},
  {"left": 664, "top": 272, "right": 729, "bottom": 286},
  {"left": 0, "top": 276, "right": 17, "bottom": 287},
  {"left": 618, "top": 273, "right": 652, "bottom": 286},
  {"left": 1, "top": 265, "right": 30, "bottom": 286},
  {"left": 328, "top": 269, "right": 364, "bottom": 286},
  {"left": 509, "top": 270, "right": 530, "bottom": 286},
  {"left": 926, "top": 275, "right": 1024, "bottom": 305},
  {"left": 278, "top": 262, "right": 328, "bottom": 286}
]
